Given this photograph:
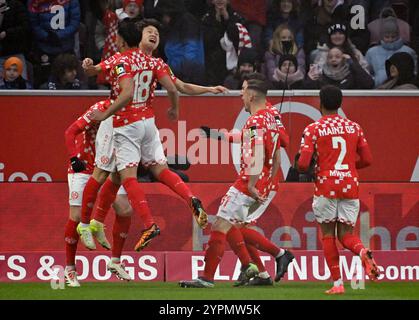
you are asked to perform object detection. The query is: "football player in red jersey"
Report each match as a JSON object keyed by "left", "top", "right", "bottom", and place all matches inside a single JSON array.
[
  {"left": 200, "top": 72, "right": 293, "bottom": 285},
  {"left": 179, "top": 78, "right": 291, "bottom": 288},
  {"left": 298, "top": 85, "right": 379, "bottom": 294},
  {"left": 64, "top": 100, "right": 134, "bottom": 286},
  {"left": 77, "top": 20, "right": 179, "bottom": 253},
  {"left": 82, "top": 19, "right": 230, "bottom": 240}
]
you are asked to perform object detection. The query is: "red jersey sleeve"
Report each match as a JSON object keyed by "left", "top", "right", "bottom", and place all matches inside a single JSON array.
[
  {"left": 298, "top": 126, "right": 315, "bottom": 172},
  {"left": 110, "top": 56, "right": 133, "bottom": 82},
  {"left": 356, "top": 126, "right": 373, "bottom": 168}
]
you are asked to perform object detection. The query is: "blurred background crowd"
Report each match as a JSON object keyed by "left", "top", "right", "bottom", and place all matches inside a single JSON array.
[{"left": 1, "top": 0, "right": 418, "bottom": 91}]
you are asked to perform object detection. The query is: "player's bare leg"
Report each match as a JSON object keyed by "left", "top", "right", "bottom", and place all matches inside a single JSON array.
[
  {"left": 64, "top": 206, "right": 81, "bottom": 287},
  {"left": 118, "top": 166, "right": 160, "bottom": 251},
  {"left": 107, "top": 194, "right": 133, "bottom": 281},
  {"left": 179, "top": 217, "right": 258, "bottom": 288},
  {"left": 77, "top": 168, "right": 110, "bottom": 250},
  {"left": 149, "top": 163, "right": 208, "bottom": 228},
  {"left": 337, "top": 223, "right": 380, "bottom": 281},
  {"left": 320, "top": 222, "right": 345, "bottom": 294}
]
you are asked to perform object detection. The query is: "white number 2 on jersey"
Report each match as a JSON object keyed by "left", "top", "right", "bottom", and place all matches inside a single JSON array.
[
  {"left": 133, "top": 70, "right": 153, "bottom": 103},
  {"left": 332, "top": 136, "right": 349, "bottom": 170}
]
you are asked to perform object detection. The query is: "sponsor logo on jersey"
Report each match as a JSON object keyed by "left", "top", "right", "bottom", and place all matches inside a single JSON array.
[{"left": 115, "top": 64, "right": 126, "bottom": 76}]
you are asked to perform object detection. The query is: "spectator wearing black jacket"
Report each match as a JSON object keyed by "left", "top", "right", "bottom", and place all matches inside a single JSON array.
[
  {"left": 0, "top": 0, "right": 31, "bottom": 80},
  {"left": 304, "top": 46, "right": 374, "bottom": 89},
  {"left": 202, "top": 0, "right": 244, "bottom": 85}
]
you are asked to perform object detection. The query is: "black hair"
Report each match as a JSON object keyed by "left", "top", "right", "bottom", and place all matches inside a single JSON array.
[
  {"left": 118, "top": 19, "right": 141, "bottom": 47},
  {"left": 320, "top": 85, "right": 342, "bottom": 110},
  {"left": 242, "top": 72, "right": 266, "bottom": 82},
  {"left": 51, "top": 53, "right": 78, "bottom": 80},
  {"left": 246, "top": 79, "right": 269, "bottom": 96},
  {"left": 136, "top": 18, "right": 162, "bottom": 38}
]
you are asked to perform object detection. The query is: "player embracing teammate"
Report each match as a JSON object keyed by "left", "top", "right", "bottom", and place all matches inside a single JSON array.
[{"left": 298, "top": 85, "right": 380, "bottom": 294}]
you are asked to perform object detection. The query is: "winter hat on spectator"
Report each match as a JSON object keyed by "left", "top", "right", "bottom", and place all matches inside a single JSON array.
[
  {"left": 328, "top": 23, "right": 347, "bottom": 36},
  {"left": 123, "top": 0, "right": 143, "bottom": 8},
  {"left": 4, "top": 57, "right": 23, "bottom": 76},
  {"left": 238, "top": 48, "right": 258, "bottom": 67},
  {"left": 277, "top": 54, "right": 298, "bottom": 70},
  {"left": 380, "top": 16, "right": 400, "bottom": 38}
]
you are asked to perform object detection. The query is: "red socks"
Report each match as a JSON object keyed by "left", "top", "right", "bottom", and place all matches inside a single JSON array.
[
  {"left": 81, "top": 177, "right": 102, "bottom": 224},
  {"left": 240, "top": 228, "right": 280, "bottom": 257},
  {"left": 226, "top": 227, "right": 251, "bottom": 268},
  {"left": 157, "top": 169, "right": 193, "bottom": 202},
  {"left": 122, "top": 177, "right": 154, "bottom": 229},
  {"left": 112, "top": 215, "right": 131, "bottom": 259},
  {"left": 64, "top": 219, "right": 79, "bottom": 266},
  {"left": 203, "top": 231, "right": 226, "bottom": 281},
  {"left": 93, "top": 179, "right": 120, "bottom": 223},
  {"left": 341, "top": 233, "right": 365, "bottom": 256},
  {"left": 322, "top": 236, "right": 341, "bottom": 281}
]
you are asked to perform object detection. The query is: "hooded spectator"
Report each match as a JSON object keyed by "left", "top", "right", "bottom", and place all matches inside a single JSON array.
[
  {"left": 155, "top": 0, "right": 206, "bottom": 84},
  {"left": 272, "top": 54, "right": 304, "bottom": 89},
  {"left": 0, "top": 56, "right": 32, "bottom": 89},
  {"left": 202, "top": 0, "right": 245, "bottom": 85},
  {"left": 304, "top": 46, "right": 374, "bottom": 89},
  {"left": 365, "top": 16, "right": 417, "bottom": 87},
  {"left": 223, "top": 47, "right": 258, "bottom": 89},
  {"left": 377, "top": 52, "right": 419, "bottom": 89},
  {"left": 310, "top": 23, "right": 369, "bottom": 73}
]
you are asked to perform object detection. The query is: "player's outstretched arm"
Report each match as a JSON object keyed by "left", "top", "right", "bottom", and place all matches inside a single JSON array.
[
  {"left": 159, "top": 74, "right": 180, "bottom": 121},
  {"left": 175, "top": 79, "right": 229, "bottom": 95},
  {"left": 64, "top": 122, "right": 86, "bottom": 172}
]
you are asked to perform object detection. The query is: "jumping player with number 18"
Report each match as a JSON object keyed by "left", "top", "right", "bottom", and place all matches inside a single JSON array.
[{"left": 297, "top": 85, "right": 380, "bottom": 294}]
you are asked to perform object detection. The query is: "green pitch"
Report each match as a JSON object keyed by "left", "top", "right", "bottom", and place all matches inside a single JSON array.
[{"left": 0, "top": 282, "right": 418, "bottom": 300}]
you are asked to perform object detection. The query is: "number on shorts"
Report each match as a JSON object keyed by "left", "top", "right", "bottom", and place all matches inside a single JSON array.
[
  {"left": 332, "top": 136, "right": 349, "bottom": 170},
  {"left": 133, "top": 70, "right": 153, "bottom": 103}
]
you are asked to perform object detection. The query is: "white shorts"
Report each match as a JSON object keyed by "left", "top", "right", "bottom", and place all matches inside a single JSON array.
[
  {"left": 68, "top": 173, "right": 127, "bottom": 206},
  {"left": 312, "top": 196, "right": 360, "bottom": 227},
  {"left": 95, "top": 117, "right": 117, "bottom": 172},
  {"left": 216, "top": 187, "right": 276, "bottom": 225},
  {"left": 113, "top": 117, "right": 167, "bottom": 171},
  {"left": 68, "top": 173, "right": 90, "bottom": 206}
]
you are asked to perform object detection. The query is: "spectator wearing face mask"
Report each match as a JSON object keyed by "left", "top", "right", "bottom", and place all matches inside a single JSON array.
[
  {"left": 304, "top": 46, "right": 374, "bottom": 89},
  {"left": 365, "top": 16, "right": 417, "bottom": 87},
  {"left": 264, "top": 24, "right": 305, "bottom": 83},
  {"left": 0, "top": 56, "right": 32, "bottom": 89}
]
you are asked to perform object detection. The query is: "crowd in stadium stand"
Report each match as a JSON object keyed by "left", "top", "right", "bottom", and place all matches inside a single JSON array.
[{"left": 0, "top": 0, "right": 418, "bottom": 90}]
